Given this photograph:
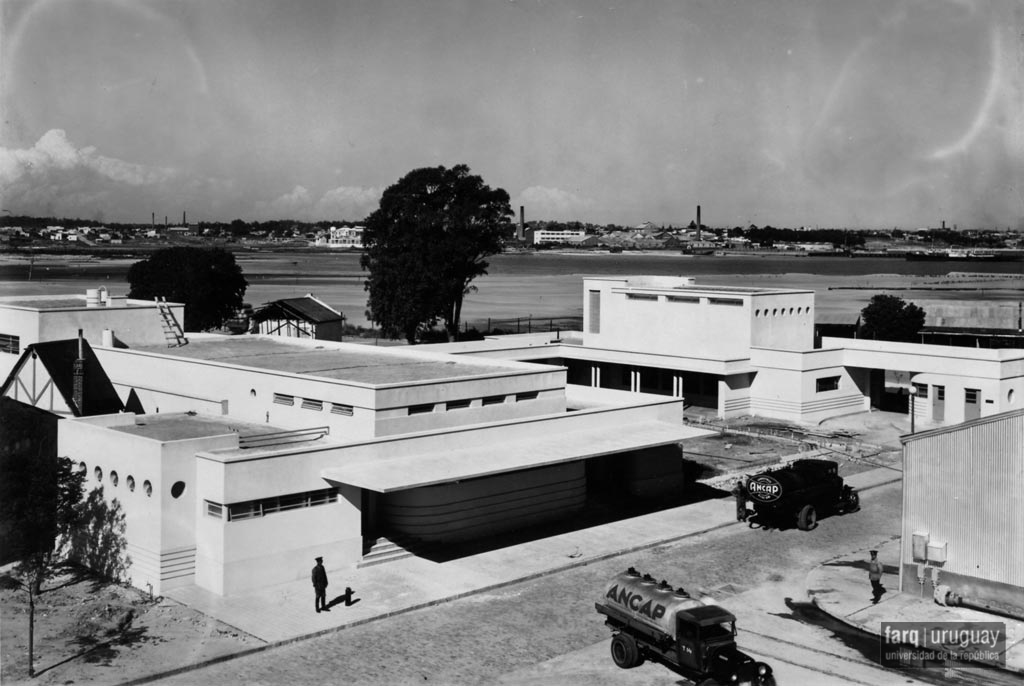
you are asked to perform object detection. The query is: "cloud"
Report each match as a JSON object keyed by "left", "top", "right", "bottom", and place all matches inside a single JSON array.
[
  {"left": 254, "top": 184, "right": 382, "bottom": 221},
  {"left": 0, "top": 129, "right": 174, "bottom": 187},
  {"left": 516, "top": 186, "right": 594, "bottom": 221}
]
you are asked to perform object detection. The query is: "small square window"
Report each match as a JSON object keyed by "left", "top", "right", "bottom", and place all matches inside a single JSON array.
[
  {"left": 408, "top": 403, "right": 434, "bottom": 415},
  {"left": 273, "top": 393, "right": 294, "bottom": 406},
  {"left": 912, "top": 383, "right": 928, "bottom": 399},
  {"left": 330, "top": 403, "right": 354, "bottom": 416},
  {"left": 516, "top": 391, "right": 539, "bottom": 402},
  {"left": 301, "top": 398, "right": 323, "bottom": 411},
  {"left": 816, "top": 376, "right": 840, "bottom": 393},
  {"left": 482, "top": 395, "right": 505, "bottom": 406},
  {"left": 446, "top": 399, "right": 471, "bottom": 411},
  {"left": 206, "top": 501, "right": 223, "bottom": 518}
]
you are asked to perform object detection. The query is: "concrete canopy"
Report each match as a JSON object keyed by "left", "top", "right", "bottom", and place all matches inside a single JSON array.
[{"left": 320, "top": 421, "right": 715, "bottom": 493}]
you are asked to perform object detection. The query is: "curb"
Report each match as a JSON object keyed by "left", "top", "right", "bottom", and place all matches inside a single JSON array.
[
  {"left": 118, "top": 518, "right": 742, "bottom": 685},
  {"left": 806, "top": 555, "right": 1024, "bottom": 676},
  {"left": 122, "top": 473, "right": 908, "bottom": 685}
]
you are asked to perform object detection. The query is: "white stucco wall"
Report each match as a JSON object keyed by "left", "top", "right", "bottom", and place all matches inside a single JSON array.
[
  {"left": 581, "top": 277, "right": 813, "bottom": 361},
  {"left": 95, "top": 346, "right": 568, "bottom": 439}
]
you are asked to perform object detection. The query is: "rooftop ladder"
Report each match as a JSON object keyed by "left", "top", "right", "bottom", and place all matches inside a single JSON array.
[{"left": 155, "top": 297, "right": 188, "bottom": 347}]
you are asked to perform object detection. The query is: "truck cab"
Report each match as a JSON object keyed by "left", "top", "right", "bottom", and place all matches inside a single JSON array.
[{"left": 596, "top": 569, "right": 773, "bottom": 685}]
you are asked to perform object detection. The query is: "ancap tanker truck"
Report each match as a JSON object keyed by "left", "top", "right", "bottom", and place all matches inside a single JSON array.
[
  {"left": 595, "top": 568, "right": 773, "bottom": 685},
  {"left": 734, "top": 458, "right": 859, "bottom": 531}
]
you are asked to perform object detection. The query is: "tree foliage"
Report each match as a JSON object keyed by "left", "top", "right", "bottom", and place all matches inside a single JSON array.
[
  {"left": 860, "top": 294, "right": 926, "bottom": 342},
  {"left": 361, "top": 164, "right": 513, "bottom": 343},
  {"left": 127, "top": 247, "right": 248, "bottom": 332},
  {"left": 0, "top": 399, "right": 85, "bottom": 588}
]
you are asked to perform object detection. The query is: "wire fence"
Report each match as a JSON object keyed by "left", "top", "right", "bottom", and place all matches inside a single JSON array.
[{"left": 461, "top": 315, "right": 584, "bottom": 335}]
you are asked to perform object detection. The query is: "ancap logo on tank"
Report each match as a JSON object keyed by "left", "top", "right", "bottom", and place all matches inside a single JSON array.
[{"left": 747, "top": 475, "right": 782, "bottom": 502}]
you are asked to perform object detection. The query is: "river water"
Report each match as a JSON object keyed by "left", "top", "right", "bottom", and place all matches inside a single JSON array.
[{"left": 1, "top": 251, "right": 1021, "bottom": 328}]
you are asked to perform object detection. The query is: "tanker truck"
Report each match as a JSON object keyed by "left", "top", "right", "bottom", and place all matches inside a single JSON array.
[
  {"left": 595, "top": 568, "right": 773, "bottom": 685},
  {"left": 735, "top": 458, "right": 859, "bottom": 531}
]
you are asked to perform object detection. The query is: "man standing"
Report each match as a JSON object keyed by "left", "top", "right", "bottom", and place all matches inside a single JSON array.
[
  {"left": 868, "top": 550, "right": 885, "bottom": 603},
  {"left": 312, "top": 556, "right": 329, "bottom": 613}
]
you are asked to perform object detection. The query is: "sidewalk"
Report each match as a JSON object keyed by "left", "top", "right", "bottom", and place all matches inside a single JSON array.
[
  {"left": 145, "top": 465, "right": 903, "bottom": 682},
  {"left": 806, "top": 538, "right": 1024, "bottom": 675}
]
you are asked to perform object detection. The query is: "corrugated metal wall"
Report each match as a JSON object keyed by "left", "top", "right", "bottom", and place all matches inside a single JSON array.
[{"left": 902, "top": 410, "right": 1024, "bottom": 588}]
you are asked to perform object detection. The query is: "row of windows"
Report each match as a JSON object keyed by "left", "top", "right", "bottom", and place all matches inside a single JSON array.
[
  {"left": 272, "top": 393, "right": 354, "bottom": 416},
  {"left": 755, "top": 307, "right": 808, "bottom": 317},
  {"left": 625, "top": 294, "right": 744, "bottom": 306},
  {"left": 407, "top": 391, "right": 539, "bottom": 416},
  {"left": 207, "top": 488, "right": 338, "bottom": 521},
  {"left": 78, "top": 462, "right": 185, "bottom": 499}
]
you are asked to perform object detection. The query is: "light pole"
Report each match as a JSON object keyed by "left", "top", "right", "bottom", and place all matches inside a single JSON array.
[{"left": 909, "top": 385, "right": 917, "bottom": 434}]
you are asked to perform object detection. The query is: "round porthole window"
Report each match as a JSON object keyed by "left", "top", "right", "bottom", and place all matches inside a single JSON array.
[
  {"left": 171, "top": 481, "right": 186, "bottom": 499},
  {"left": 110, "top": 471, "right": 119, "bottom": 487},
  {"left": 127, "top": 475, "right": 136, "bottom": 492},
  {"left": 78, "top": 462, "right": 87, "bottom": 474},
  {"left": 143, "top": 480, "right": 153, "bottom": 497},
  {"left": 1009, "top": 389, "right": 1016, "bottom": 405},
  {"left": 94, "top": 466, "right": 103, "bottom": 482}
]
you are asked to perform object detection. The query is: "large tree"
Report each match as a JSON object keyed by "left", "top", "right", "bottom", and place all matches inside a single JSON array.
[
  {"left": 361, "top": 164, "right": 513, "bottom": 343},
  {"left": 860, "top": 294, "right": 926, "bottom": 342},
  {"left": 127, "top": 247, "right": 248, "bottom": 332}
]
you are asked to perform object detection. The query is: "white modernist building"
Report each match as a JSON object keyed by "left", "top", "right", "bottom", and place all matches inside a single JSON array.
[
  {"left": 0, "top": 289, "right": 185, "bottom": 380},
  {"left": 23, "top": 331, "right": 709, "bottom": 596},
  {"left": 433, "top": 276, "right": 1024, "bottom": 428},
  {"left": 5, "top": 274, "right": 1024, "bottom": 599}
]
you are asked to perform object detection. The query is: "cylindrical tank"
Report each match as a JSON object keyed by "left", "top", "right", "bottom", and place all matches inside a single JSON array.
[
  {"left": 102, "top": 329, "right": 114, "bottom": 347},
  {"left": 600, "top": 570, "right": 709, "bottom": 639}
]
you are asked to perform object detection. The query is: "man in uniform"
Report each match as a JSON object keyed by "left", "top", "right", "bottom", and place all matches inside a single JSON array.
[
  {"left": 868, "top": 550, "right": 885, "bottom": 603},
  {"left": 312, "top": 556, "right": 329, "bottom": 613}
]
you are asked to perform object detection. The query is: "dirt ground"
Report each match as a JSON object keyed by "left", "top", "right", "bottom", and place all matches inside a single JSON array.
[{"left": 0, "top": 565, "right": 262, "bottom": 686}]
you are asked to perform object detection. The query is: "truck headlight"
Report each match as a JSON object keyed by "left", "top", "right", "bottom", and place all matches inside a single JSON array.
[{"left": 758, "top": 664, "right": 768, "bottom": 676}]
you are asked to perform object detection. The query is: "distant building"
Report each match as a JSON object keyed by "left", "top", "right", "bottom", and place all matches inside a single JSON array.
[
  {"left": 249, "top": 294, "right": 346, "bottom": 341},
  {"left": 533, "top": 229, "right": 587, "bottom": 245},
  {"left": 320, "top": 225, "right": 364, "bottom": 249}
]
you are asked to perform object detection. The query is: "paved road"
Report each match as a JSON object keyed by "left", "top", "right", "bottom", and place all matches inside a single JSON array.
[{"left": 150, "top": 482, "right": 1012, "bottom": 686}]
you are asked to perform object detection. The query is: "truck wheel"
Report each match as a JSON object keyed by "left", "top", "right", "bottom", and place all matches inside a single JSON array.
[
  {"left": 610, "top": 633, "right": 643, "bottom": 668},
  {"left": 845, "top": 492, "right": 860, "bottom": 513},
  {"left": 797, "top": 504, "right": 817, "bottom": 531}
]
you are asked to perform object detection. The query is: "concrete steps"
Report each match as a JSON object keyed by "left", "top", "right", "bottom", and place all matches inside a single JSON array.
[{"left": 358, "top": 535, "right": 433, "bottom": 568}]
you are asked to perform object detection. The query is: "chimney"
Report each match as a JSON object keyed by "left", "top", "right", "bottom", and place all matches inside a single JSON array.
[
  {"left": 696, "top": 205, "right": 702, "bottom": 241},
  {"left": 518, "top": 206, "right": 525, "bottom": 242},
  {"left": 183, "top": 210, "right": 187, "bottom": 226},
  {"left": 942, "top": 220, "right": 946, "bottom": 230},
  {"left": 152, "top": 212, "right": 155, "bottom": 228},
  {"left": 73, "top": 329, "right": 85, "bottom": 415}
]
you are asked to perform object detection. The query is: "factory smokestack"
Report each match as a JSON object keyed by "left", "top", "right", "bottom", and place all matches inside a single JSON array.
[
  {"left": 152, "top": 212, "right": 155, "bottom": 228},
  {"left": 183, "top": 210, "right": 187, "bottom": 226},
  {"left": 942, "top": 220, "right": 946, "bottom": 230},
  {"left": 518, "top": 206, "right": 525, "bottom": 242},
  {"left": 165, "top": 216, "right": 168, "bottom": 228},
  {"left": 696, "top": 205, "right": 702, "bottom": 241}
]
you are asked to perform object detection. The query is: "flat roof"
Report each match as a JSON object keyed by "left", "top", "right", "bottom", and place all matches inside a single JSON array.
[
  {"left": 320, "top": 421, "right": 715, "bottom": 492},
  {"left": 0, "top": 296, "right": 152, "bottom": 310},
  {"left": 112, "top": 413, "right": 281, "bottom": 442},
  {"left": 131, "top": 336, "right": 540, "bottom": 385}
]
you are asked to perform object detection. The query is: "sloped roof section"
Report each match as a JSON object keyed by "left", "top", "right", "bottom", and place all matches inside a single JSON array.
[
  {"left": 1, "top": 339, "right": 125, "bottom": 417},
  {"left": 251, "top": 294, "right": 344, "bottom": 324}
]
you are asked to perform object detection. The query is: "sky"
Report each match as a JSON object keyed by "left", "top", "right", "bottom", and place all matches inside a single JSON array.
[{"left": 1, "top": 0, "right": 1022, "bottom": 230}]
